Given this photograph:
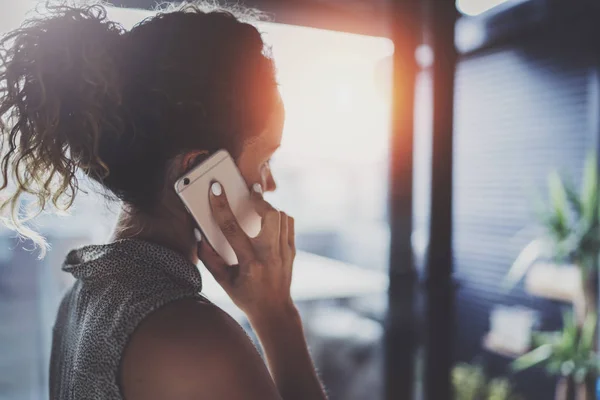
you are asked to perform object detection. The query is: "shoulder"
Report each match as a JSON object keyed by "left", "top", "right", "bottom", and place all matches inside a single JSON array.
[
  {"left": 123, "top": 298, "right": 249, "bottom": 363},
  {"left": 120, "top": 298, "right": 281, "bottom": 400}
]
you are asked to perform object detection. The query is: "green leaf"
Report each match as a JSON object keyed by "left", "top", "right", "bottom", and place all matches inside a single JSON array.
[
  {"left": 579, "top": 313, "right": 597, "bottom": 355},
  {"left": 512, "top": 344, "right": 554, "bottom": 372},
  {"left": 562, "top": 311, "right": 577, "bottom": 334},
  {"left": 452, "top": 363, "right": 486, "bottom": 400},
  {"left": 563, "top": 174, "right": 583, "bottom": 219},
  {"left": 503, "top": 239, "right": 547, "bottom": 289},
  {"left": 559, "top": 311, "right": 578, "bottom": 354},
  {"left": 561, "top": 360, "right": 576, "bottom": 376},
  {"left": 547, "top": 360, "right": 562, "bottom": 375},
  {"left": 488, "top": 378, "right": 512, "bottom": 400},
  {"left": 532, "top": 188, "right": 552, "bottom": 221},
  {"left": 548, "top": 171, "right": 570, "bottom": 234},
  {"left": 581, "top": 153, "right": 599, "bottom": 226},
  {"left": 532, "top": 332, "right": 561, "bottom": 348}
]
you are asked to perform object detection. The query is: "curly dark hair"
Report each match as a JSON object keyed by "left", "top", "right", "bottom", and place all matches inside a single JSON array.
[{"left": 0, "top": 1, "right": 279, "bottom": 254}]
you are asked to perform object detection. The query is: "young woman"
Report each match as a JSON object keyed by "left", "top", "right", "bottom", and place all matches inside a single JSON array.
[{"left": 0, "top": 3, "right": 328, "bottom": 399}]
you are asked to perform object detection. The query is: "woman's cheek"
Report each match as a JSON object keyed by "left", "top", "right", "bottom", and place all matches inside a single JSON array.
[{"left": 236, "top": 159, "right": 259, "bottom": 188}]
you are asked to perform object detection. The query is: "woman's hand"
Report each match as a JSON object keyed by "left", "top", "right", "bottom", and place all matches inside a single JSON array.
[
  {"left": 197, "top": 181, "right": 296, "bottom": 320},
  {"left": 197, "top": 182, "right": 328, "bottom": 400}
]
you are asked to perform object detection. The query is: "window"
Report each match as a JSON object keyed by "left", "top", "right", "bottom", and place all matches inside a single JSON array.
[
  {"left": 261, "top": 23, "right": 393, "bottom": 270},
  {"left": 0, "top": 5, "right": 393, "bottom": 399}
]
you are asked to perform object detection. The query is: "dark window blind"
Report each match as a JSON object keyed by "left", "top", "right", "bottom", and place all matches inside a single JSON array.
[{"left": 451, "top": 23, "right": 597, "bottom": 398}]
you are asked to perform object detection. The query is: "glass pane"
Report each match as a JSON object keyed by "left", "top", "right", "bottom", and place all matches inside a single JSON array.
[
  {"left": 0, "top": 5, "right": 393, "bottom": 400},
  {"left": 262, "top": 23, "right": 393, "bottom": 271}
]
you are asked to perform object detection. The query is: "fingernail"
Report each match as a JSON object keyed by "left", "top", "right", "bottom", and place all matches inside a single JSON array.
[
  {"left": 194, "top": 228, "right": 203, "bottom": 242},
  {"left": 211, "top": 182, "right": 222, "bottom": 196},
  {"left": 252, "top": 183, "right": 263, "bottom": 194}
]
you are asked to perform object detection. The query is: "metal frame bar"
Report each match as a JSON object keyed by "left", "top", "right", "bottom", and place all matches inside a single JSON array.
[
  {"left": 385, "top": 0, "right": 422, "bottom": 398},
  {"left": 423, "top": 1, "right": 458, "bottom": 399}
]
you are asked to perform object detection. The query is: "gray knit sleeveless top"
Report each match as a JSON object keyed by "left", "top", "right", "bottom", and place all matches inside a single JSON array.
[{"left": 49, "top": 239, "right": 204, "bottom": 400}]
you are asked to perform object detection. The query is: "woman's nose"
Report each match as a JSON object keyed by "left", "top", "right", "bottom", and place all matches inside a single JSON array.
[{"left": 264, "top": 170, "right": 277, "bottom": 192}]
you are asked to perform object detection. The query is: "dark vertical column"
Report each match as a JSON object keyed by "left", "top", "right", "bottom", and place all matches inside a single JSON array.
[
  {"left": 423, "top": 1, "right": 458, "bottom": 400},
  {"left": 385, "top": 0, "right": 422, "bottom": 399}
]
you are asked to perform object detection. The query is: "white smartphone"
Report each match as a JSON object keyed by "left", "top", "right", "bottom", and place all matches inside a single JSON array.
[{"left": 174, "top": 150, "right": 262, "bottom": 266}]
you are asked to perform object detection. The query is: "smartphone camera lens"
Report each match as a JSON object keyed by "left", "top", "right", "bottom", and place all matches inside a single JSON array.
[{"left": 183, "top": 178, "right": 190, "bottom": 185}]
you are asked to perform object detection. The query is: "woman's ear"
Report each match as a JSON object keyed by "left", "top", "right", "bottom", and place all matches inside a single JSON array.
[
  {"left": 166, "top": 150, "right": 209, "bottom": 184},
  {"left": 182, "top": 150, "right": 209, "bottom": 172}
]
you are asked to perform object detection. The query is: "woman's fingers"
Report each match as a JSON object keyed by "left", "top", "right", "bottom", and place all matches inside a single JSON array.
[
  {"left": 209, "top": 181, "right": 254, "bottom": 264},
  {"left": 279, "top": 212, "right": 289, "bottom": 256},
  {"left": 257, "top": 209, "right": 281, "bottom": 248},
  {"left": 249, "top": 190, "right": 277, "bottom": 217},
  {"left": 207, "top": 181, "right": 291, "bottom": 266},
  {"left": 288, "top": 215, "right": 295, "bottom": 254},
  {"left": 249, "top": 190, "right": 281, "bottom": 247}
]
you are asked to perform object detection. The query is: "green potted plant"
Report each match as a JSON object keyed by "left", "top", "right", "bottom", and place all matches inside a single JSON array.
[
  {"left": 506, "top": 154, "right": 600, "bottom": 323},
  {"left": 453, "top": 363, "right": 523, "bottom": 400},
  {"left": 512, "top": 312, "right": 599, "bottom": 400},
  {"left": 488, "top": 378, "right": 524, "bottom": 400}
]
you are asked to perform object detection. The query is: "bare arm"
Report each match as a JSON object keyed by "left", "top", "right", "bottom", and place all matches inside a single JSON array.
[
  {"left": 120, "top": 298, "right": 283, "bottom": 400},
  {"left": 249, "top": 305, "right": 327, "bottom": 400},
  {"left": 198, "top": 182, "right": 328, "bottom": 400}
]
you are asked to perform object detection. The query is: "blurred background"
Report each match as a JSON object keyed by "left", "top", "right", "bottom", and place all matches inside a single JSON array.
[{"left": 2, "top": 0, "right": 600, "bottom": 399}]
